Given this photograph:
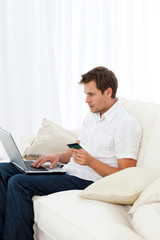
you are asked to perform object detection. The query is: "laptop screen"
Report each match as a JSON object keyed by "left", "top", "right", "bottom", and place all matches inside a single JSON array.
[{"left": 0, "top": 128, "right": 27, "bottom": 171}]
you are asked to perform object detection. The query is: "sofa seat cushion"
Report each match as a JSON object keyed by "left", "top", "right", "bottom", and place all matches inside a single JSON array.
[{"left": 33, "top": 190, "right": 143, "bottom": 240}]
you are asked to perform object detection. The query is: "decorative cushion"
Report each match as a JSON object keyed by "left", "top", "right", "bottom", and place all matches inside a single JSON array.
[
  {"left": 129, "top": 177, "right": 160, "bottom": 214},
  {"left": 23, "top": 118, "right": 78, "bottom": 159},
  {"left": 78, "top": 167, "right": 160, "bottom": 204}
]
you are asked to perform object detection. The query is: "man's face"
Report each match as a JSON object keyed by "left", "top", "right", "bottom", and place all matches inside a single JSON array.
[{"left": 84, "top": 80, "right": 111, "bottom": 116}]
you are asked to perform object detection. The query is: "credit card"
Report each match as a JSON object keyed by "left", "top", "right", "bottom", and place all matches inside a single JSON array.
[{"left": 67, "top": 143, "right": 82, "bottom": 149}]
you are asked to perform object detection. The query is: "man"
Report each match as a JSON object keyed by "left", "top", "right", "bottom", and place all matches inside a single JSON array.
[{"left": 0, "top": 66, "right": 142, "bottom": 240}]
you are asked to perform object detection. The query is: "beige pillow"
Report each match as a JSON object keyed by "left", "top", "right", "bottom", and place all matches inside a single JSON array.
[
  {"left": 23, "top": 118, "right": 78, "bottom": 159},
  {"left": 78, "top": 167, "right": 160, "bottom": 205},
  {"left": 129, "top": 177, "right": 160, "bottom": 214}
]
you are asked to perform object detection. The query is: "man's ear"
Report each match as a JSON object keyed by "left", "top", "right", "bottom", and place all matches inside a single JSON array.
[{"left": 104, "top": 87, "right": 112, "bottom": 97}]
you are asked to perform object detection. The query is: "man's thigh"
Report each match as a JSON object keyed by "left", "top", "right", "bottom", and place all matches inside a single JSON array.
[
  {"left": 9, "top": 173, "right": 92, "bottom": 197},
  {"left": 0, "top": 162, "right": 21, "bottom": 182}
]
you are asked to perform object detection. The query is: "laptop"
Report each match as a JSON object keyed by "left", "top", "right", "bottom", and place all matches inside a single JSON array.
[{"left": 0, "top": 128, "right": 66, "bottom": 175}]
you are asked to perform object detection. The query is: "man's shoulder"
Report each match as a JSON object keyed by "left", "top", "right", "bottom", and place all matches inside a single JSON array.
[
  {"left": 118, "top": 112, "right": 142, "bottom": 137},
  {"left": 116, "top": 101, "right": 135, "bottom": 120},
  {"left": 114, "top": 102, "right": 141, "bottom": 128}
]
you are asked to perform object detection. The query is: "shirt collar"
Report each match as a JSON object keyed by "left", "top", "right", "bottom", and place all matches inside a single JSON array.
[{"left": 93, "top": 99, "right": 121, "bottom": 122}]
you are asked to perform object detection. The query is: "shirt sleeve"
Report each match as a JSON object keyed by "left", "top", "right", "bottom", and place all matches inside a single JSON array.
[{"left": 114, "top": 119, "right": 142, "bottom": 160}]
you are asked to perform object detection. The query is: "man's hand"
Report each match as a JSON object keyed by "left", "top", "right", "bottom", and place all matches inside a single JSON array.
[
  {"left": 71, "top": 148, "right": 93, "bottom": 166},
  {"left": 31, "top": 153, "right": 61, "bottom": 169}
]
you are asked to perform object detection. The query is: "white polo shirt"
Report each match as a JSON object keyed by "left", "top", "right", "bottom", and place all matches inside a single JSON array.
[{"left": 63, "top": 100, "right": 142, "bottom": 182}]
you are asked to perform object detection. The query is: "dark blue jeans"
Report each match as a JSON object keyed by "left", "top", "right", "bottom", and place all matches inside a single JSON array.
[{"left": 0, "top": 162, "right": 93, "bottom": 240}]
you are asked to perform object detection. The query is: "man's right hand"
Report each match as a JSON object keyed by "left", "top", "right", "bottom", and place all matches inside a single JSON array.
[{"left": 31, "top": 153, "right": 61, "bottom": 169}]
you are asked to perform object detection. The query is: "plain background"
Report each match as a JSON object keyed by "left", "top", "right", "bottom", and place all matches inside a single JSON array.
[{"left": 0, "top": 0, "right": 160, "bottom": 158}]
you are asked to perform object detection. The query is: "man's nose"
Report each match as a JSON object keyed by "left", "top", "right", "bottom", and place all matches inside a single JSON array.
[{"left": 86, "top": 95, "right": 90, "bottom": 103}]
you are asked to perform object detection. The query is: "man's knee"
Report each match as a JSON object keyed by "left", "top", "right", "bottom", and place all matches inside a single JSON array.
[
  {"left": 8, "top": 174, "right": 24, "bottom": 190},
  {"left": 0, "top": 163, "right": 10, "bottom": 173}
]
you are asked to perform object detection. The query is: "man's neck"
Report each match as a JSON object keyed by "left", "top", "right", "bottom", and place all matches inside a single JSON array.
[{"left": 100, "top": 98, "right": 118, "bottom": 117}]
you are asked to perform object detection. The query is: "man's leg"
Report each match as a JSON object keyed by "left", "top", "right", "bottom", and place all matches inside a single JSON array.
[
  {"left": 0, "top": 163, "right": 20, "bottom": 240},
  {"left": 3, "top": 173, "right": 93, "bottom": 240},
  {"left": 0, "top": 163, "right": 21, "bottom": 240}
]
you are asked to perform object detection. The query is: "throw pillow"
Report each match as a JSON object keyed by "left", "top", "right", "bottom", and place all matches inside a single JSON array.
[
  {"left": 129, "top": 177, "right": 160, "bottom": 214},
  {"left": 23, "top": 118, "right": 78, "bottom": 159},
  {"left": 78, "top": 167, "right": 160, "bottom": 205}
]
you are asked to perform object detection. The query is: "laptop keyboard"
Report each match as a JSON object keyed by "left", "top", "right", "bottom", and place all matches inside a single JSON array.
[{"left": 24, "top": 161, "right": 47, "bottom": 171}]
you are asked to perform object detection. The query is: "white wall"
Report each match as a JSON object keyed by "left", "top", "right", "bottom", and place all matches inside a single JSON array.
[{"left": 0, "top": 0, "right": 160, "bottom": 158}]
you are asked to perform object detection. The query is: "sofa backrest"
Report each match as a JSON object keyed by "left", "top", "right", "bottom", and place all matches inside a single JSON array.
[{"left": 119, "top": 98, "right": 160, "bottom": 168}]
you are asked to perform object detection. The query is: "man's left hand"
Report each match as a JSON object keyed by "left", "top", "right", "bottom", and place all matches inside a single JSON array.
[{"left": 71, "top": 148, "right": 93, "bottom": 166}]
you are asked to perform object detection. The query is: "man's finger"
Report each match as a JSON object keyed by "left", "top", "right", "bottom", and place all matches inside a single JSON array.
[
  {"left": 49, "top": 162, "right": 56, "bottom": 169},
  {"left": 71, "top": 148, "right": 83, "bottom": 154},
  {"left": 32, "top": 156, "right": 48, "bottom": 168},
  {"left": 36, "top": 157, "right": 48, "bottom": 168},
  {"left": 31, "top": 157, "right": 43, "bottom": 167}
]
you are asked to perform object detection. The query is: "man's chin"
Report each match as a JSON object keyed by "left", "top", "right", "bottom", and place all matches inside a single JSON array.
[
  {"left": 89, "top": 107, "right": 95, "bottom": 112},
  {"left": 89, "top": 107, "right": 98, "bottom": 113}
]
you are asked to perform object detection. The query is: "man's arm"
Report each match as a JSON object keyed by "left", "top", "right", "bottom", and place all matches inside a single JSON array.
[
  {"left": 72, "top": 148, "right": 136, "bottom": 177},
  {"left": 59, "top": 150, "right": 73, "bottom": 164},
  {"left": 88, "top": 157, "right": 136, "bottom": 177}
]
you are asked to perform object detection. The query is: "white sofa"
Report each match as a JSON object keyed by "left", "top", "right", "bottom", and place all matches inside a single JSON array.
[{"left": 21, "top": 98, "right": 160, "bottom": 240}]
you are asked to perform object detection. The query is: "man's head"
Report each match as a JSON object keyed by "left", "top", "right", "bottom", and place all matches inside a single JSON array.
[
  {"left": 80, "top": 66, "right": 118, "bottom": 115},
  {"left": 80, "top": 66, "right": 118, "bottom": 97}
]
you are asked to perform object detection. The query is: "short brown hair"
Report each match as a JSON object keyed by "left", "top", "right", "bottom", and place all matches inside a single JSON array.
[{"left": 80, "top": 66, "right": 118, "bottom": 98}]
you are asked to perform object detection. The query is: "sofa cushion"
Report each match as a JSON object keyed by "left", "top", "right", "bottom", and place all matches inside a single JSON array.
[
  {"left": 33, "top": 190, "right": 143, "bottom": 240},
  {"left": 120, "top": 98, "right": 160, "bottom": 168},
  {"left": 130, "top": 177, "right": 160, "bottom": 214},
  {"left": 23, "top": 118, "right": 79, "bottom": 159},
  {"left": 78, "top": 167, "right": 160, "bottom": 204},
  {"left": 131, "top": 203, "right": 160, "bottom": 240}
]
